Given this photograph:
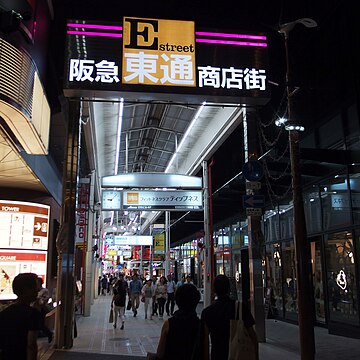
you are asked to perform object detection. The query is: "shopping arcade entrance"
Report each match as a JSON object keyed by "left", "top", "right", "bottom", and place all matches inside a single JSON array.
[{"left": 55, "top": 15, "right": 271, "bottom": 348}]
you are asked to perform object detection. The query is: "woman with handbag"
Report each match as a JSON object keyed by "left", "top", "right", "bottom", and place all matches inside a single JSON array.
[
  {"left": 141, "top": 279, "right": 155, "bottom": 319},
  {"left": 155, "top": 276, "right": 167, "bottom": 319}
]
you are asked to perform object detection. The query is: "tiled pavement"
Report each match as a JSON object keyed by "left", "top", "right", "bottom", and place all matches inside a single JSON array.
[{"left": 40, "top": 294, "right": 360, "bottom": 359}]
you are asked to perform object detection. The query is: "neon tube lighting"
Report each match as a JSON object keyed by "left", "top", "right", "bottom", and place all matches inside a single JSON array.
[
  {"left": 114, "top": 98, "right": 124, "bottom": 175},
  {"left": 196, "top": 31, "right": 266, "bottom": 40},
  {"left": 67, "top": 23, "right": 123, "bottom": 31},
  {"left": 165, "top": 101, "right": 206, "bottom": 173},
  {"left": 67, "top": 30, "right": 122, "bottom": 38},
  {"left": 196, "top": 39, "right": 267, "bottom": 47}
]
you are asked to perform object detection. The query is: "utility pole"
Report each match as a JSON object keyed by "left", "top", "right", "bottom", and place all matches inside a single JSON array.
[{"left": 279, "top": 18, "right": 317, "bottom": 360}]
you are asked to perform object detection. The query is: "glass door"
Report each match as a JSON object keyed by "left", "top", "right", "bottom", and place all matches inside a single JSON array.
[{"left": 311, "top": 238, "right": 326, "bottom": 324}]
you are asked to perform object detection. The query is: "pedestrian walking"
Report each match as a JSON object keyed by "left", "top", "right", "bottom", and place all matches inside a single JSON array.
[
  {"left": 201, "top": 274, "right": 258, "bottom": 360},
  {"left": 166, "top": 274, "right": 176, "bottom": 316},
  {"left": 154, "top": 283, "right": 201, "bottom": 360},
  {"left": 141, "top": 279, "right": 156, "bottom": 319},
  {"left": 156, "top": 276, "right": 167, "bottom": 319},
  {"left": 101, "top": 274, "right": 108, "bottom": 295},
  {"left": 129, "top": 273, "right": 142, "bottom": 317},
  {"left": 111, "top": 275, "right": 127, "bottom": 330},
  {"left": 151, "top": 275, "right": 158, "bottom": 316}
]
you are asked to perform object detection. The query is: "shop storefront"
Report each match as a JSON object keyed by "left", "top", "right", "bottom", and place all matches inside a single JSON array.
[{"left": 263, "top": 176, "right": 360, "bottom": 338}]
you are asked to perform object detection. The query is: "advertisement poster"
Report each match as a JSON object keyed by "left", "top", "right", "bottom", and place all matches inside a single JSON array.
[{"left": 0, "top": 200, "right": 50, "bottom": 299}]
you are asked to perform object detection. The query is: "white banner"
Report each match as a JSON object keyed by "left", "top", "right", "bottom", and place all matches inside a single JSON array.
[{"left": 114, "top": 235, "right": 153, "bottom": 246}]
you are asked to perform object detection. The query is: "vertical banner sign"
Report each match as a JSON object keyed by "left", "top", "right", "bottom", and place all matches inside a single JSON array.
[
  {"left": 154, "top": 232, "right": 165, "bottom": 255},
  {"left": 75, "top": 178, "right": 90, "bottom": 245},
  {"left": 122, "top": 17, "right": 196, "bottom": 87}
]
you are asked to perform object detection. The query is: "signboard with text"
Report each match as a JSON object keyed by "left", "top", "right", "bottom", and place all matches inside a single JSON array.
[
  {"left": 123, "top": 190, "right": 203, "bottom": 210},
  {"left": 64, "top": 17, "right": 270, "bottom": 105},
  {"left": 0, "top": 200, "right": 50, "bottom": 299}
]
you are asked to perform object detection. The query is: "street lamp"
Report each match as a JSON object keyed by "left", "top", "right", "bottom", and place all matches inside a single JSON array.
[{"left": 279, "top": 18, "right": 317, "bottom": 360}]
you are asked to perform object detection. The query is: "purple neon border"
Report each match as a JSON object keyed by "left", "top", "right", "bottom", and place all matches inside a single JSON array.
[
  {"left": 67, "top": 30, "right": 122, "bottom": 38},
  {"left": 196, "top": 38, "right": 267, "bottom": 47},
  {"left": 196, "top": 31, "right": 266, "bottom": 41},
  {"left": 67, "top": 23, "right": 123, "bottom": 31}
]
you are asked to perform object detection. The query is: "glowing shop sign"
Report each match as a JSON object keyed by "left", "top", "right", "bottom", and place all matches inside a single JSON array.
[
  {"left": 68, "top": 58, "right": 266, "bottom": 91},
  {"left": 122, "top": 17, "right": 196, "bottom": 87}
]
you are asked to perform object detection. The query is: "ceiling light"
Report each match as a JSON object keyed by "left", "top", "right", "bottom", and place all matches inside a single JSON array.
[
  {"left": 165, "top": 101, "right": 206, "bottom": 172},
  {"left": 114, "top": 98, "right": 124, "bottom": 175},
  {"left": 285, "top": 124, "right": 305, "bottom": 132}
]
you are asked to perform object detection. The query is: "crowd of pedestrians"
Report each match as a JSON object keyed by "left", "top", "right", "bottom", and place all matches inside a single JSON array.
[{"left": 104, "top": 271, "right": 258, "bottom": 360}]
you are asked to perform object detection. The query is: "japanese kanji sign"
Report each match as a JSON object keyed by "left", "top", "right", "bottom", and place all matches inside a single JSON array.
[
  {"left": 122, "top": 190, "right": 203, "bottom": 211},
  {"left": 64, "top": 18, "right": 270, "bottom": 105},
  {"left": 122, "top": 17, "right": 196, "bottom": 87}
]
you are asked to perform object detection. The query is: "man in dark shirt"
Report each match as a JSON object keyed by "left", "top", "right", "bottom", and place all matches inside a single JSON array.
[
  {"left": 201, "top": 274, "right": 258, "bottom": 360},
  {"left": 0, "top": 272, "right": 41, "bottom": 360}
]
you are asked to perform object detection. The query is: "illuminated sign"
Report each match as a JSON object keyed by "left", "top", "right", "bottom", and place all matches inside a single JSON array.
[
  {"left": 0, "top": 200, "right": 50, "bottom": 250},
  {"left": 122, "top": 17, "right": 196, "bottom": 87},
  {"left": 122, "top": 190, "right": 203, "bottom": 210},
  {"left": 64, "top": 19, "right": 270, "bottom": 105},
  {"left": 0, "top": 200, "right": 50, "bottom": 299},
  {"left": 114, "top": 235, "right": 153, "bottom": 246},
  {"left": 0, "top": 250, "right": 47, "bottom": 300}
]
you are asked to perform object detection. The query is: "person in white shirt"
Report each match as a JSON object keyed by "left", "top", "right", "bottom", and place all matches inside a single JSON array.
[{"left": 165, "top": 274, "right": 176, "bottom": 316}]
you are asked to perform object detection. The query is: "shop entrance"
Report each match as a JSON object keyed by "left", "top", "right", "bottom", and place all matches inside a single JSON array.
[{"left": 310, "top": 236, "right": 326, "bottom": 324}]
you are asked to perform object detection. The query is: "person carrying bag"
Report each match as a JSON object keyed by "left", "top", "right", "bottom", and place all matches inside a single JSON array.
[
  {"left": 228, "top": 301, "right": 258, "bottom": 360},
  {"left": 201, "top": 274, "right": 258, "bottom": 360}
]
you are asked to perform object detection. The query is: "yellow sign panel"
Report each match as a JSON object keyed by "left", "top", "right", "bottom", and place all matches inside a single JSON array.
[
  {"left": 154, "top": 232, "right": 165, "bottom": 253},
  {"left": 108, "top": 250, "right": 117, "bottom": 256},
  {"left": 126, "top": 192, "right": 139, "bottom": 204},
  {"left": 122, "top": 17, "right": 196, "bottom": 87}
]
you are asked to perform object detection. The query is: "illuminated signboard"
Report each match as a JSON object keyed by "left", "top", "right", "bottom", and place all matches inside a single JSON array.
[
  {"left": 64, "top": 18, "right": 270, "bottom": 105},
  {"left": 0, "top": 200, "right": 50, "bottom": 299},
  {"left": 122, "top": 17, "right": 196, "bottom": 87},
  {"left": 114, "top": 235, "right": 153, "bottom": 246},
  {"left": 122, "top": 190, "right": 203, "bottom": 210}
]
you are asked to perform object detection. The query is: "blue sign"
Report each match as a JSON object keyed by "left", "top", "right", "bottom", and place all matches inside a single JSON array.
[
  {"left": 242, "top": 195, "right": 265, "bottom": 208},
  {"left": 242, "top": 160, "right": 264, "bottom": 181}
]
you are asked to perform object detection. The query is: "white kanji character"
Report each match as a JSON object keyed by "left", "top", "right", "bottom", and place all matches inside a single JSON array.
[
  {"left": 123, "top": 52, "right": 159, "bottom": 83},
  {"left": 69, "top": 59, "right": 95, "bottom": 82},
  {"left": 160, "top": 54, "right": 195, "bottom": 85},
  {"left": 243, "top": 68, "right": 267, "bottom": 90},
  {"left": 95, "top": 60, "right": 120, "bottom": 83},
  {"left": 69, "top": 59, "right": 80, "bottom": 81},
  {"left": 221, "top": 67, "right": 244, "bottom": 89},
  {"left": 198, "top": 66, "right": 221, "bottom": 88}
]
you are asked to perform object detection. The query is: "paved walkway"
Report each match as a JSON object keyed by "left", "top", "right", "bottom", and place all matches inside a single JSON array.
[{"left": 40, "top": 294, "right": 360, "bottom": 359}]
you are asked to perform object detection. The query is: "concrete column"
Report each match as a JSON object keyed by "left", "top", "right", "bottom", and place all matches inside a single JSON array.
[
  {"left": 202, "top": 160, "right": 212, "bottom": 308},
  {"left": 84, "top": 171, "right": 96, "bottom": 316},
  {"left": 55, "top": 100, "right": 81, "bottom": 349},
  {"left": 243, "top": 109, "right": 266, "bottom": 342}
]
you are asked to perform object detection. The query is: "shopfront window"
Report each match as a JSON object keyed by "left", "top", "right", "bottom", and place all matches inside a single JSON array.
[
  {"left": 320, "top": 175, "right": 352, "bottom": 230},
  {"left": 263, "top": 207, "right": 279, "bottom": 243},
  {"left": 214, "top": 227, "right": 231, "bottom": 276},
  {"left": 349, "top": 174, "right": 360, "bottom": 225},
  {"left": 282, "top": 240, "right": 298, "bottom": 319},
  {"left": 279, "top": 204, "right": 293, "bottom": 240},
  {"left": 325, "top": 231, "right": 358, "bottom": 325},
  {"left": 311, "top": 240, "right": 326, "bottom": 324},
  {"left": 304, "top": 186, "right": 322, "bottom": 234},
  {"left": 265, "top": 243, "right": 283, "bottom": 317}
]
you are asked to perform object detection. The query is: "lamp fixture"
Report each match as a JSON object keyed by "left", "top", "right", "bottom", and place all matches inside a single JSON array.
[{"left": 285, "top": 124, "right": 305, "bottom": 132}]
